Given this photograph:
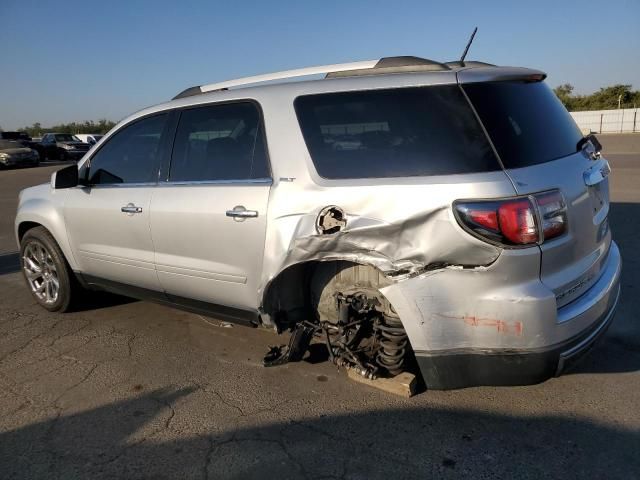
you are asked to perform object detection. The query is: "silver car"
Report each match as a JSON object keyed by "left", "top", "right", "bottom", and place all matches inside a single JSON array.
[{"left": 15, "top": 56, "right": 621, "bottom": 389}]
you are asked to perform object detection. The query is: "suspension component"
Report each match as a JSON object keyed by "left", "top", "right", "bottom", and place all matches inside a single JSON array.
[{"left": 375, "top": 314, "right": 408, "bottom": 376}]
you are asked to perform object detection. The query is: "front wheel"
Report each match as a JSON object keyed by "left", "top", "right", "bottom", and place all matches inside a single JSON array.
[
  {"left": 58, "top": 149, "right": 67, "bottom": 161},
  {"left": 20, "top": 227, "right": 78, "bottom": 312}
]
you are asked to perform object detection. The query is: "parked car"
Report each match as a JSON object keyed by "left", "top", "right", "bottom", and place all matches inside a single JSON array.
[
  {"left": 0, "top": 131, "right": 31, "bottom": 142},
  {"left": 74, "top": 134, "right": 104, "bottom": 145},
  {"left": 0, "top": 139, "right": 40, "bottom": 168},
  {"left": 0, "top": 131, "right": 39, "bottom": 150},
  {"left": 14, "top": 56, "right": 621, "bottom": 390},
  {"left": 37, "top": 133, "right": 91, "bottom": 161}
]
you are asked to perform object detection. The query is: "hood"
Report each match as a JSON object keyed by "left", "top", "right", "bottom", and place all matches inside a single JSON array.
[
  {"left": 0, "top": 147, "right": 33, "bottom": 155},
  {"left": 58, "top": 141, "right": 88, "bottom": 147}
]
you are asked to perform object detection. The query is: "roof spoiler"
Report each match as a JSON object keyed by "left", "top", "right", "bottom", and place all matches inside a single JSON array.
[{"left": 171, "top": 56, "right": 528, "bottom": 100}]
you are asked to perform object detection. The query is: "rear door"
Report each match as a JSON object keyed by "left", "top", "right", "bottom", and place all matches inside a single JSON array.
[
  {"left": 464, "top": 81, "right": 611, "bottom": 307},
  {"left": 150, "top": 101, "right": 271, "bottom": 311}
]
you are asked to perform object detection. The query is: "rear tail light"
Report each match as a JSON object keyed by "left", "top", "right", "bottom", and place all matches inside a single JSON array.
[
  {"left": 534, "top": 190, "right": 567, "bottom": 241},
  {"left": 454, "top": 190, "right": 567, "bottom": 247}
]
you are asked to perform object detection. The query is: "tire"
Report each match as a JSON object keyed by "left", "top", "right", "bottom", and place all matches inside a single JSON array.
[
  {"left": 20, "top": 226, "right": 78, "bottom": 312},
  {"left": 58, "top": 149, "right": 67, "bottom": 161}
]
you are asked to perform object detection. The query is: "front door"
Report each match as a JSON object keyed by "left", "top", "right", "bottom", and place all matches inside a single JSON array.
[
  {"left": 65, "top": 113, "right": 170, "bottom": 291},
  {"left": 150, "top": 101, "right": 271, "bottom": 310}
]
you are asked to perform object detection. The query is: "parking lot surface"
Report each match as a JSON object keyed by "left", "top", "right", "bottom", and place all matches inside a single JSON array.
[{"left": 1, "top": 135, "right": 639, "bottom": 479}]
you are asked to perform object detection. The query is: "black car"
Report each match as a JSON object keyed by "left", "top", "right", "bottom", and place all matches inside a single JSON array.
[
  {"left": 0, "top": 140, "right": 40, "bottom": 168},
  {"left": 38, "top": 133, "right": 91, "bottom": 161}
]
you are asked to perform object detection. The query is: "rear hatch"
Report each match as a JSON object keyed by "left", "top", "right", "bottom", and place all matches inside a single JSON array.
[{"left": 463, "top": 80, "right": 612, "bottom": 308}]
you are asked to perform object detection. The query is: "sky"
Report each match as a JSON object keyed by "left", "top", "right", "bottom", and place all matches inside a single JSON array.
[{"left": 0, "top": 0, "right": 638, "bottom": 130}]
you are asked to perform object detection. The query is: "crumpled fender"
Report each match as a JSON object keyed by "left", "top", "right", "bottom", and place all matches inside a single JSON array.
[{"left": 258, "top": 204, "right": 502, "bottom": 305}]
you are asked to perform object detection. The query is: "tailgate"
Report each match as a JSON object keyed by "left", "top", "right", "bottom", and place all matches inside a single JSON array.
[
  {"left": 462, "top": 79, "right": 612, "bottom": 308},
  {"left": 505, "top": 153, "right": 611, "bottom": 307}
]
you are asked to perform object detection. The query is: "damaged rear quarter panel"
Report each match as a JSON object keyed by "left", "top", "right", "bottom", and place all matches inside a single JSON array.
[
  {"left": 259, "top": 170, "right": 518, "bottom": 306},
  {"left": 380, "top": 248, "right": 557, "bottom": 353},
  {"left": 257, "top": 92, "right": 519, "bottom": 324}
]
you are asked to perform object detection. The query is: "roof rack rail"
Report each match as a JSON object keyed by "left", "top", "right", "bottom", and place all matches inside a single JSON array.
[
  {"left": 172, "top": 56, "right": 452, "bottom": 100},
  {"left": 444, "top": 60, "right": 496, "bottom": 68},
  {"left": 173, "top": 60, "right": 378, "bottom": 99}
]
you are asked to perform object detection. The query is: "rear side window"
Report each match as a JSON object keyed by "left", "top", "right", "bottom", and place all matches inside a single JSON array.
[
  {"left": 169, "top": 102, "right": 270, "bottom": 182},
  {"left": 89, "top": 113, "right": 168, "bottom": 184},
  {"left": 294, "top": 85, "right": 499, "bottom": 179},
  {"left": 463, "top": 81, "right": 583, "bottom": 169}
]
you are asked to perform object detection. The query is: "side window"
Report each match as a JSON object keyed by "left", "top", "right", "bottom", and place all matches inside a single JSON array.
[
  {"left": 169, "top": 102, "right": 269, "bottom": 182},
  {"left": 88, "top": 113, "right": 168, "bottom": 185}
]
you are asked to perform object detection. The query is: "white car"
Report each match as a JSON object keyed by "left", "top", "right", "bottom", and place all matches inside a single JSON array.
[{"left": 74, "top": 134, "right": 104, "bottom": 145}]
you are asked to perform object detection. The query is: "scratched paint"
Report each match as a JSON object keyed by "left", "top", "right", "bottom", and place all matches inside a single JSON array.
[{"left": 434, "top": 313, "right": 523, "bottom": 336}]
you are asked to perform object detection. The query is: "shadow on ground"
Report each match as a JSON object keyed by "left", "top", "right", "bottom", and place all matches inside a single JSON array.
[{"left": 0, "top": 386, "right": 638, "bottom": 479}]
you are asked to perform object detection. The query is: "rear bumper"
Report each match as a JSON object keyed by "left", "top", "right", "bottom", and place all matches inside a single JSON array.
[
  {"left": 415, "top": 284, "right": 619, "bottom": 389},
  {"left": 381, "top": 241, "right": 622, "bottom": 390}
]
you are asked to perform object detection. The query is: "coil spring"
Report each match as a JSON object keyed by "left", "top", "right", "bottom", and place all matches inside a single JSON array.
[{"left": 375, "top": 314, "right": 408, "bottom": 376}]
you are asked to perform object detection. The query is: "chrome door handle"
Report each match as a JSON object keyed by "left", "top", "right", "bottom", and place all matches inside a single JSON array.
[
  {"left": 121, "top": 204, "right": 143, "bottom": 214},
  {"left": 226, "top": 206, "right": 258, "bottom": 220}
]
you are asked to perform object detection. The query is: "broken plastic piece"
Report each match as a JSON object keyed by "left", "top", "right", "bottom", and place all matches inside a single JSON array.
[{"left": 263, "top": 323, "right": 316, "bottom": 367}]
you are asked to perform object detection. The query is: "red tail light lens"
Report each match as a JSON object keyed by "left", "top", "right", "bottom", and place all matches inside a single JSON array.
[
  {"left": 454, "top": 190, "right": 567, "bottom": 247},
  {"left": 498, "top": 199, "right": 538, "bottom": 244}
]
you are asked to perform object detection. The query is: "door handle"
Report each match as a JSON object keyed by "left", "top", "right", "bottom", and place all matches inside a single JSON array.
[
  {"left": 121, "top": 204, "right": 143, "bottom": 214},
  {"left": 226, "top": 206, "right": 258, "bottom": 220}
]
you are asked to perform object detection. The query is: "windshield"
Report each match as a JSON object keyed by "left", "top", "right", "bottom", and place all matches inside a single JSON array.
[
  {"left": 93, "top": 135, "right": 104, "bottom": 141},
  {"left": 463, "top": 81, "right": 583, "bottom": 168},
  {"left": 295, "top": 85, "right": 500, "bottom": 179},
  {"left": 54, "top": 134, "right": 79, "bottom": 142}
]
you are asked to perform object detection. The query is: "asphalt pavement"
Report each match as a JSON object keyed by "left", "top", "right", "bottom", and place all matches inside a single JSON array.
[{"left": 1, "top": 134, "right": 639, "bottom": 479}]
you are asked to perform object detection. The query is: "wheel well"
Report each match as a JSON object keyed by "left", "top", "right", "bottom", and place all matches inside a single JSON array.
[
  {"left": 261, "top": 260, "right": 394, "bottom": 329},
  {"left": 18, "top": 221, "right": 42, "bottom": 242}
]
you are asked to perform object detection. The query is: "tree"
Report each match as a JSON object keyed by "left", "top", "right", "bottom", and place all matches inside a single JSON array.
[
  {"left": 554, "top": 83, "right": 639, "bottom": 111},
  {"left": 18, "top": 120, "right": 116, "bottom": 138},
  {"left": 553, "top": 84, "right": 576, "bottom": 110}
]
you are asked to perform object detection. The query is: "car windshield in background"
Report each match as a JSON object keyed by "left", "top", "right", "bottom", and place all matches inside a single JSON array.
[
  {"left": 0, "top": 140, "right": 24, "bottom": 150},
  {"left": 93, "top": 135, "right": 103, "bottom": 141},
  {"left": 463, "top": 81, "right": 584, "bottom": 169},
  {"left": 295, "top": 85, "right": 500, "bottom": 179},
  {"left": 54, "top": 134, "right": 77, "bottom": 142}
]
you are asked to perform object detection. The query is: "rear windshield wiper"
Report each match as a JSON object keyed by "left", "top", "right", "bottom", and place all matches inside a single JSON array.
[{"left": 577, "top": 133, "right": 602, "bottom": 153}]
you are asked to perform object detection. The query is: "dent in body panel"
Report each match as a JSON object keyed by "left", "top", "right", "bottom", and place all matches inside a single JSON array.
[
  {"left": 256, "top": 91, "right": 516, "bottom": 313},
  {"left": 379, "top": 248, "right": 555, "bottom": 353},
  {"left": 258, "top": 201, "right": 503, "bottom": 305}
]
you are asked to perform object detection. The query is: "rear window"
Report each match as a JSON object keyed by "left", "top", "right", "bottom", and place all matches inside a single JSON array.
[
  {"left": 294, "top": 86, "right": 499, "bottom": 179},
  {"left": 463, "top": 81, "right": 583, "bottom": 169}
]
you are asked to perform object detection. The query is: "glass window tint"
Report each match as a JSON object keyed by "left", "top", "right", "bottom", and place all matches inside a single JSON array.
[
  {"left": 463, "top": 81, "right": 583, "bottom": 168},
  {"left": 294, "top": 85, "right": 499, "bottom": 179},
  {"left": 170, "top": 102, "right": 269, "bottom": 182},
  {"left": 88, "top": 113, "right": 168, "bottom": 184}
]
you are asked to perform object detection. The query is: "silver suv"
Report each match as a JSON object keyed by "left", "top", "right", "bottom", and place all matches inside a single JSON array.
[{"left": 15, "top": 57, "right": 621, "bottom": 389}]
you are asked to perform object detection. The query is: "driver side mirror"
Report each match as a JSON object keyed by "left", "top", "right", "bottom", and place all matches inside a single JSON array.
[{"left": 52, "top": 164, "right": 80, "bottom": 189}]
